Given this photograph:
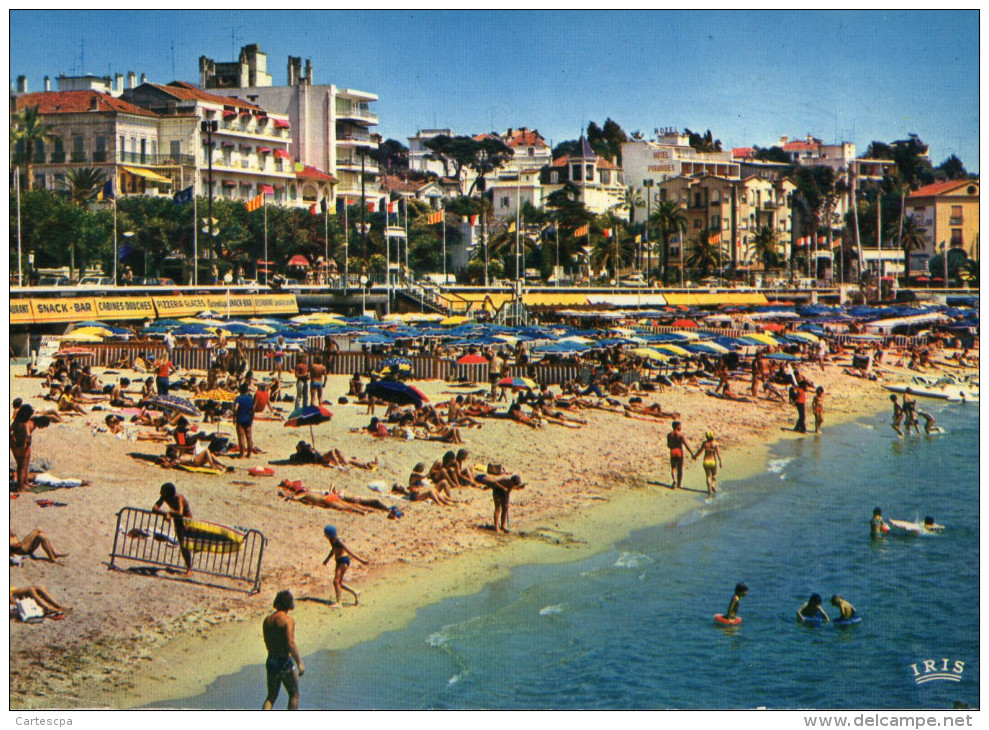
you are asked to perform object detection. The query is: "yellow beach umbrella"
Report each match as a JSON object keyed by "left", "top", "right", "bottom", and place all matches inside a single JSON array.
[
  {"left": 70, "top": 326, "right": 114, "bottom": 338},
  {"left": 440, "top": 315, "right": 470, "bottom": 326},
  {"left": 61, "top": 331, "right": 103, "bottom": 343},
  {"left": 632, "top": 347, "right": 670, "bottom": 363},
  {"left": 788, "top": 331, "right": 820, "bottom": 343},
  {"left": 745, "top": 333, "right": 779, "bottom": 346},
  {"left": 672, "top": 330, "right": 700, "bottom": 340},
  {"left": 655, "top": 344, "right": 691, "bottom": 356}
]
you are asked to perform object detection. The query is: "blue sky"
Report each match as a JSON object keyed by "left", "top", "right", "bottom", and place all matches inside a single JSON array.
[{"left": 10, "top": 10, "right": 980, "bottom": 171}]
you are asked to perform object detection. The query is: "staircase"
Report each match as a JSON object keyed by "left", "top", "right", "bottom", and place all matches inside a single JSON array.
[
  {"left": 394, "top": 280, "right": 457, "bottom": 316},
  {"left": 495, "top": 296, "right": 529, "bottom": 326}
]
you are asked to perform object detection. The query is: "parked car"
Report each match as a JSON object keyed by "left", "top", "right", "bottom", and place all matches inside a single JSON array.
[
  {"left": 136, "top": 277, "right": 176, "bottom": 286},
  {"left": 37, "top": 275, "right": 70, "bottom": 286},
  {"left": 77, "top": 276, "right": 115, "bottom": 287}
]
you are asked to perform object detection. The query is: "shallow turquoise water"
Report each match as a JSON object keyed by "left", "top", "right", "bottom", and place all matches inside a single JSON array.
[{"left": 153, "top": 403, "right": 979, "bottom": 709}]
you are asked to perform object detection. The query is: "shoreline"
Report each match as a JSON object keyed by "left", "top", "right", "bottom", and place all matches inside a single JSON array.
[{"left": 7, "top": 357, "right": 946, "bottom": 709}]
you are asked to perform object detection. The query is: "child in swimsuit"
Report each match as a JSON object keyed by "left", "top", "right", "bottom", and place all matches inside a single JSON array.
[
  {"left": 830, "top": 594, "right": 856, "bottom": 620},
  {"left": 870, "top": 507, "right": 890, "bottom": 539},
  {"left": 321, "top": 525, "right": 368, "bottom": 607},
  {"left": 797, "top": 593, "right": 830, "bottom": 623},
  {"left": 725, "top": 582, "right": 748, "bottom": 621},
  {"left": 692, "top": 431, "right": 722, "bottom": 497},
  {"left": 812, "top": 386, "right": 824, "bottom": 433},
  {"left": 666, "top": 421, "right": 692, "bottom": 489}
]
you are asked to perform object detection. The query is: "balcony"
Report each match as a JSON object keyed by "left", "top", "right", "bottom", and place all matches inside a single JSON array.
[
  {"left": 93, "top": 151, "right": 108, "bottom": 163},
  {"left": 117, "top": 152, "right": 196, "bottom": 167},
  {"left": 336, "top": 132, "right": 377, "bottom": 147},
  {"left": 335, "top": 103, "right": 378, "bottom": 125},
  {"left": 50, "top": 151, "right": 66, "bottom": 163},
  {"left": 70, "top": 152, "right": 87, "bottom": 163},
  {"left": 336, "top": 157, "right": 380, "bottom": 174},
  {"left": 950, "top": 217, "right": 963, "bottom": 225}
]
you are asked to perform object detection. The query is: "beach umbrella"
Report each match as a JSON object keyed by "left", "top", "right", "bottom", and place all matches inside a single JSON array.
[
  {"left": 53, "top": 347, "right": 95, "bottom": 358},
  {"left": 194, "top": 388, "right": 237, "bottom": 403},
  {"left": 497, "top": 376, "right": 538, "bottom": 391},
  {"left": 377, "top": 357, "right": 414, "bottom": 380},
  {"left": 69, "top": 326, "right": 115, "bottom": 338},
  {"left": 742, "top": 333, "right": 779, "bottom": 346},
  {"left": 356, "top": 333, "right": 396, "bottom": 345},
  {"left": 672, "top": 318, "right": 698, "bottom": 328},
  {"left": 655, "top": 344, "right": 691, "bottom": 357},
  {"left": 174, "top": 324, "right": 216, "bottom": 336},
  {"left": 672, "top": 330, "right": 701, "bottom": 340},
  {"left": 365, "top": 380, "right": 428, "bottom": 408},
  {"left": 61, "top": 331, "right": 104, "bottom": 343},
  {"left": 440, "top": 315, "right": 470, "bottom": 326},
  {"left": 287, "top": 254, "right": 310, "bottom": 267},
  {"left": 73, "top": 320, "right": 112, "bottom": 330},
  {"left": 787, "top": 331, "right": 820, "bottom": 343},
  {"left": 456, "top": 353, "right": 488, "bottom": 365},
  {"left": 144, "top": 394, "right": 201, "bottom": 417},
  {"left": 632, "top": 347, "right": 670, "bottom": 363},
  {"left": 642, "top": 332, "right": 692, "bottom": 344},
  {"left": 532, "top": 341, "right": 591, "bottom": 355},
  {"left": 284, "top": 404, "right": 334, "bottom": 447},
  {"left": 765, "top": 353, "right": 801, "bottom": 362},
  {"left": 216, "top": 322, "right": 268, "bottom": 336},
  {"left": 686, "top": 341, "right": 730, "bottom": 354}
]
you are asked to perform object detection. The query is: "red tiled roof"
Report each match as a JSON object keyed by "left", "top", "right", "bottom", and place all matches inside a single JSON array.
[
  {"left": 551, "top": 154, "right": 620, "bottom": 170},
  {"left": 782, "top": 141, "right": 818, "bottom": 152},
  {"left": 381, "top": 175, "right": 426, "bottom": 194},
  {"left": 15, "top": 90, "right": 158, "bottom": 117},
  {"left": 147, "top": 81, "right": 262, "bottom": 111},
  {"left": 907, "top": 180, "right": 978, "bottom": 199},
  {"left": 296, "top": 164, "right": 336, "bottom": 183},
  {"left": 504, "top": 128, "right": 548, "bottom": 148},
  {"left": 732, "top": 147, "right": 755, "bottom": 158}
]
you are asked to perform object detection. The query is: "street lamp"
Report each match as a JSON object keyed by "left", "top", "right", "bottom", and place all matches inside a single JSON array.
[
  {"left": 360, "top": 272, "right": 369, "bottom": 316},
  {"left": 122, "top": 231, "right": 136, "bottom": 278},
  {"left": 643, "top": 179, "right": 654, "bottom": 283},
  {"left": 200, "top": 120, "right": 218, "bottom": 268}
]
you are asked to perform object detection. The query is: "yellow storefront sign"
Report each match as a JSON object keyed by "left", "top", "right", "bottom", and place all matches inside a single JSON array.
[
  {"left": 30, "top": 297, "right": 99, "bottom": 323},
  {"left": 253, "top": 293, "right": 298, "bottom": 315},
  {"left": 152, "top": 296, "right": 210, "bottom": 318},
  {"left": 10, "top": 299, "right": 33, "bottom": 324},
  {"left": 94, "top": 297, "right": 157, "bottom": 321},
  {"left": 664, "top": 292, "right": 769, "bottom": 307},
  {"left": 205, "top": 294, "right": 256, "bottom": 316}
]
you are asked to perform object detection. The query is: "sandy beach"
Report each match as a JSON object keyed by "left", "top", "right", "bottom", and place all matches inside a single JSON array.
[{"left": 8, "top": 350, "right": 973, "bottom": 709}]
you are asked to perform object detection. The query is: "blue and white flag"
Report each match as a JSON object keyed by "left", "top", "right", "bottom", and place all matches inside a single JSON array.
[{"left": 173, "top": 186, "right": 194, "bottom": 205}]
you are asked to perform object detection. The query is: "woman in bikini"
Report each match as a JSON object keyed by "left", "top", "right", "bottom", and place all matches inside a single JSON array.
[
  {"left": 396, "top": 463, "right": 455, "bottom": 506},
  {"left": 10, "top": 405, "right": 48, "bottom": 492},
  {"left": 692, "top": 431, "right": 723, "bottom": 498},
  {"left": 321, "top": 525, "right": 368, "bottom": 606}
]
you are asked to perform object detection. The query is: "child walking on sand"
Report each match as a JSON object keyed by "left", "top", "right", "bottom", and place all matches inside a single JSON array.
[
  {"left": 321, "top": 525, "right": 368, "bottom": 607},
  {"left": 812, "top": 386, "right": 825, "bottom": 433}
]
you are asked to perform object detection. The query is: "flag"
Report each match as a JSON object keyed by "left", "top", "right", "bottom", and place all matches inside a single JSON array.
[
  {"left": 469, "top": 214, "right": 479, "bottom": 227},
  {"left": 246, "top": 193, "right": 264, "bottom": 212},
  {"left": 427, "top": 210, "right": 443, "bottom": 225},
  {"left": 387, "top": 200, "right": 398, "bottom": 215},
  {"left": 507, "top": 220, "right": 516, "bottom": 233},
  {"left": 320, "top": 198, "right": 327, "bottom": 214},
  {"left": 603, "top": 228, "right": 613, "bottom": 239},
  {"left": 367, "top": 200, "right": 378, "bottom": 213},
  {"left": 310, "top": 203, "right": 318, "bottom": 216},
  {"left": 97, "top": 179, "right": 114, "bottom": 202},
  {"left": 173, "top": 186, "right": 193, "bottom": 205},
  {"left": 573, "top": 224, "right": 589, "bottom": 237},
  {"left": 708, "top": 233, "right": 721, "bottom": 244},
  {"left": 634, "top": 234, "right": 642, "bottom": 244},
  {"left": 260, "top": 184, "right": 275, "bottom": 195}
]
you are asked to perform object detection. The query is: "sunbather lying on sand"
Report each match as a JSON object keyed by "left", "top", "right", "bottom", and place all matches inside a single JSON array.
[
  {"left": 289, "top": 441, "right": 378, "bottom": 470},
  {"left": 10, "top": 528, "right": 67, "bottom": 563},
  {"left": 280, "top": 486, "right": 390, "bottom": 515},
  {"left": 10, "top": 585, "right": 65, "bottom": 617},
  {"left": 391, "top": 463, "right": 456, "bottom": 506},
  {"left": 623, "top": 399, "right": 679, "bottom": 420}
]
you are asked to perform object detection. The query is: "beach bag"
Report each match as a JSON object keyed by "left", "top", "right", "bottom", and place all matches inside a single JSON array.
[{"left": 16, "top": 598, "right": 45, "bottom": 623}]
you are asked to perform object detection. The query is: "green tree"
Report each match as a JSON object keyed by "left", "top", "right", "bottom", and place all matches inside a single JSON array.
[
  {"left": 897, "top": 214, "right": 925, "bottom": 282},
  {"left": 423, "top": 135, "right": 513, "bottom": 197},
  {"left": 59, "top": 167, "right": 106, "bottom": 278},
  {"left": 10, "top": 105, "right": 57, "bottom": 191},
  {"left": 685, "top": 230, "right": 726, "bottom": 278},
  {"left": 684, "top": 128, "right": 722, "bottom": 153},
  {"left": 927, "top": 247, "right": 969, "bottom": 287},
  {"left": 934, "top": 154, "right": 968, "bottom": 181},
  {"left": 649, "top": 200, "right": 687, "bottom": 280},
  {"left": 747, "top": 225, "right": 781, "bottom": 271},
  {"left": 751, "top": 146, "right": 793, "bottom": 164},
  {"left": 587, "top": 118, "right": 628, "bottom": 164}
]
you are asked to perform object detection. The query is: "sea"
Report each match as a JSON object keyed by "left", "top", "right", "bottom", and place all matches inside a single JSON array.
[{"left": 152, "top": 402, "right": 979, "bottom": 710}]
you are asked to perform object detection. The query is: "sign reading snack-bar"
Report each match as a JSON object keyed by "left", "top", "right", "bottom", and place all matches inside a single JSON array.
[
  {"left": 205, "top": 294, "right": 256, "bottom": 316},
  {"left": 94, "top": 297, "right": 156, "bottom": 321},
  {"left": 31, "top": 297, "right": 99, "bottom": 323}
]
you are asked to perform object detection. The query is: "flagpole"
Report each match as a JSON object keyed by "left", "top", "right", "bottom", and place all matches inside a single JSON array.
[
  {"left": 193, "top": 190, "right": 198, "bottom": 286},
  {"left": 554, "top": 218, "right": 560, "bottom": 288},
  {"left": 515, "top": 172, "right": 521, "bottom": 281},
  {"left": 403, "top": 198, "right": 409, "bottom": 280},
  {"left": 113, "top": 196, "right": 118, "bottom": 286},
  {"left": 483, "top": 210, "right": 489, "bottom": 287},
  {"left": 344, "top": 199, "right": 349, "bottom": 290},
  {"left": 386, "top": 212, "right": 391, "bottom": 315},
  {"left": 323, "top": 199, "right": 328, "bottom": 281},
  {"left": 16, "top": 167, "right": 22, "bottom": 286},
  {"left": 263, "top": 198, "right": 268, "bottom": 286},
  {"left": 442, "top": 209, "right": 447, "bottom": 285}
]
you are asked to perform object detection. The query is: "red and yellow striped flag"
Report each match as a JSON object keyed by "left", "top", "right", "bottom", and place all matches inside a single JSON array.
[
  {"left": 573, "top": 224, "right": 589, "bottom": 237},
  {"left": 427, "top": 210, "right": 444, "bottom": 225},
  {"left": 708, "top": 232, "right": 721, "bottom": 244},
  {"left": 246, "top": 193, "right": 264, "bottom": 212}
]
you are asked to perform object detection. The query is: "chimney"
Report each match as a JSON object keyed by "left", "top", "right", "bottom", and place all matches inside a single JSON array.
[
  {"left": 16, "top": 75, "right": 27, "bottom": 94},
  {"left": 304, "top": 59, "right": 312, "bottom": 84},
  {"left": 115, "top": 73, "right": 123, "bottom": 93},
  {"left": 127, "top": 71, "right": 137, "bottom": 89},
  {"left": 140, "top": 73, "right": 147, "bottom": 84},
  {"left": 44, "top": 75, "right": 51, "bottom": 92}
]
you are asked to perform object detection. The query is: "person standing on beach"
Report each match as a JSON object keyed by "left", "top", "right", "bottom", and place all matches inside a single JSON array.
[
  {"left": 489, "top": 349, "right": 505, "bottom": 399},
  {"left": 666, "top": 421, "right": 692, "bottom": 489},
  {"left": 812, "top": 386, "right": 825, "bottom": 433},
  {"left": 152, "top": 482, "right": 194, "bottom": 576},
  {"left": 792, "top": 381, "right": 808, "bottom": 433},
  {"left": 155, "top": 353, "right": 177, "bottom": 397},
  {"left": 233, "top": 383, "right": 255, "bottom": 459},
  {"left": 309, "top": 356, "right": 327, "bottom": 406},
  {"left": 692, "top": 431, "right": 722, "bottom": 497},
  {"left": 293, "top": 356, "right": 310, "bottom": 410},
  {"left": 889, "top": 394, "right": 904, "bottom": 436},
  {"left": 477, "top": 465, "right": 525, "bottom": 533},
  {"left": 321, "top": 525, "right": 368, "bottom": 606},
  {"left": 262, "top": 590, "right": 304, "bottom": 710}
]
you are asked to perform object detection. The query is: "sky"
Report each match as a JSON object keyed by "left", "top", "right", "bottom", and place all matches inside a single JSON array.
[{"left": 9, "top": 9, "right": 981, "bottom": 171}]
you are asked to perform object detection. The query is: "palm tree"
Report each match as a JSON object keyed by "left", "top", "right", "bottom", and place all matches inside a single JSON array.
[
  {"left": 59, "top": 168, "right": 106, "bottom": 279},
  {"left": 686, "top": 231, "right": 726, "bottom": 279},
  {"left": 649, "top": 200, "right": 687, "bottom": 281},
  {"left": 747, "top": 226, "right": 780, "bottom": 273},
  {"left": 897, "top": 214, "right": 925, "bottom": 283},
  {"left": 590, "top": 228, "right": 633, "bottom": 282},
  {"left": 11, "top": 105, "right": 57, "bottom": 191}
]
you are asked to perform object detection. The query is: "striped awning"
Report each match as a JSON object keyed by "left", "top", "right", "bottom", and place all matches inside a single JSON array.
[
  {"left": 274, "top": 119, "right": 290, "bottom": 129},
  {"left": 122, "top": 166, "right": 172, "bottom": 185},
  {"left": 257, "top": 147, "right": 272, "bottom": 154},
  {"left": 222, "top": 110, "right": 237, "bottom": 119},
  {"left": 222, "top": 180, "right": 238, "bottom": 187}
]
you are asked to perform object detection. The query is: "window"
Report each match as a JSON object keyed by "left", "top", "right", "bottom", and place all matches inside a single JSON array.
[
  {"left": 120, "top": 135, "right": 125, "bottom": 154},
  {"left": 723, "top": 217, "right": 730, "bottom": 230},
  {"left": 585, "top": 164, "right": 594, "bottom": 180},
  {"left": 951, "top": 229, "right": 963, "bottom": 246},
  {"left": 94, "top": 135, "right": 106, "bottom": 163},
  {"left": 693, "top": 219, "right": 702, "bottom": 229},
  {"left": 527, "top": 147, "right": 534, "bottom": 156},
  {"left": 72, "top": 136, "right": 85, "bottom": 162},
  {"left": 500, "top": 196, "right": 510, "bottom": 208},
  {"left": 34, "top": 174, "right": 45, "bottom": 189},
  {"left": 289, "top": 185, "right": 296, "bottom": 200},
  {"left": 140, "top": 139, "right": 147, "bottom": 162},
  {"left": 950, "top": 205, "right": 963, "bottom": 225},
  {"left": 711, "top": 215, "right": 719, "bottom": 229},
  {"left": 572, "top": 165, "right": 582, "bottom": 182},
  {"left": 601, "top": 171, "right": 611, "bottom": 185},
  {"left": 170, "top": 140, "right": 181, "bottom": 159}
]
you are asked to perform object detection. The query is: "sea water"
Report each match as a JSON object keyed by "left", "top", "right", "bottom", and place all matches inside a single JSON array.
[{"left": 154, "top": 404, "right": 979, "bottom": 709}]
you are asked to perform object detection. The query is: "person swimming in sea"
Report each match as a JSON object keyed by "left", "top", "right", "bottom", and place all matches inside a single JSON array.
[
  {"left": 692, "top": 430, "right": 722, "bottom": 497},
  {"left": 830, "top": 594, "right": 857, "bottom": 620},
  {"left": 725, "top": 582, "right": 748, "bottom": 621},
  {"left": 922, "top": 516, "right": 945, "bottom": 533},
  {"left": 797, "top": 593, "right": 830, "bottom": 623},
  {"left": 916, "top": 410, "right": 942, "bottom": 434},
  {"left": 321, "top": 525, "right": 368, "bottom": 607},
  {"left": 871, "top": 507, "right": 890, "bottom": 539}
]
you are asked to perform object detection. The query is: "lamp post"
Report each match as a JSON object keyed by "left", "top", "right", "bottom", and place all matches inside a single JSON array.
[
  {"left": 643, "top": 179, "right": 654, "bottom": 282},
  {"left": 200, "top": 120, "right": 218, "bottom": 269},
  {"left": 359, "top": 272, "right": 369, "bottom": 316},
  {"left": 123, "top": 231, "right": 136, "bottom": 278}
]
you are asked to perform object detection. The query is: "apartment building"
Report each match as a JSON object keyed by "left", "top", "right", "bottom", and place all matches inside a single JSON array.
[
  {"left": 200, "top": 45, "right": 378, "bottom": 205},
  {"left": 12, "top": 89, "right": 193, "bottom": 195},
  {"left": 905, "top": 180, "right": 980, "bottom": 265}
]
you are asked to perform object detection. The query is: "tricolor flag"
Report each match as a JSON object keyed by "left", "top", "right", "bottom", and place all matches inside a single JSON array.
[
  {"left": 310, "top": 203, "right": 318, "bottom": 216},
  {"left": 573, "top": 224, "right": 589, "bottom": 237},
  {"left": 367, "top": 199, "right": 378, "bottom": 213},
  {"left": 469, "top": 214, "right": 479, "bottom": 227},
  {"left": 96, "top": 179, "right": 115, "bottom": 202},
  {"left": 246, "top": 193, "right": 264, "bottom": 212},
  {"left": 173, "top": 186, "right": 194, "bottom": 205},
  {"left": 603, "top": 228, "right": 613, "bottom": 239},
  {"left": 426, "top": 210, "right": 444, "bottom": 225},
  {"left": 387, "top": 200, "right": 398, "bottom": 215},
  {"left": 260, "top": 184, "right": 275, "bottom": 195}
]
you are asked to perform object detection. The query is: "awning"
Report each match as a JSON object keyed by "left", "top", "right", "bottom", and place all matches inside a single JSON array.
[
  {"left": 122, "top": 166, "right": 172, "bottom": 185},
  {"left": 222, "top": 180, "right": 238, "bottom": 187},
  {"left": 239, "top": 110, "right": 251, "bottom": 117},
  {"left": 274, "top": 119, "right": 290, "bottom": 129},
  {"left": 220, "top": 141, "right": 235, "bottom": 148},
  {"left": 222, "top": 110, "right": 237, "bottom": 119},
  {"left": 274, "top": 149, "right": 290, "bottom": 159},
  {"left": 257, "top": 147, "right": 272, "bottom": 154}
]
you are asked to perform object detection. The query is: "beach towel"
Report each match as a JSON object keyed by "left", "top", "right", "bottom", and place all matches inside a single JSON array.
[
  {"left": 15, "top": 598, "right": 45, "bottom": 624},
  {"left": 174, "top": 464, "right": 226, "bottom": 475},
  {"left": 32, "top": 473, "right": 84, "bottom": 490},
  {"left": 249, "top": 466, "right": 275, "bottom": 477}
]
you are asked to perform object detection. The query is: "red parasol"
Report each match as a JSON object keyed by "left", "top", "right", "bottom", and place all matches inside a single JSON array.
[
  {"left": 456, "top": 354, "right": 489, "bottom": 365},
  {"left": 287, "top": 255, "right": 310, "bottom": 267},
  {"left": 672, "top": 318, "right": 698, "bottom": 328}
]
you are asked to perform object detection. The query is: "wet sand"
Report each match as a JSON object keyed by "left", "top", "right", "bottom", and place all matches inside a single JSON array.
[{"left": 8, "top": 350, "right": 973, "bottom": 709}]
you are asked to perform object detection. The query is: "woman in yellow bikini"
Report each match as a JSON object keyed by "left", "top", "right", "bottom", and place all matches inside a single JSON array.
[{"left": 692, "top": 431, "right": 723, "bottom": 497}]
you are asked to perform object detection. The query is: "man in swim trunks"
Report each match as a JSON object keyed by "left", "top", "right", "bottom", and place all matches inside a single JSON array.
[
  {"left": 830, "top": 594, "right": 856, "bottom": 620},
  {"left": 152, "top": 482, "right": 194, "bottom": 576},
  {"left": 477, "top": 465, "right": 525, "bottom": 533},
  {"left": 309, "top": 356, "right": 327, "bottom": 406},
  {"left": 262, "top": 590, "right": 304, "bottom": 710},
  {"left": 889, "top": 394, "right": 904, "bottom": 436},
  {"left": 666, "top": 421, "right": 692, "bottom": 489},
  {"left": 902, "top": 389, "right": 920, "bottom": 435}
]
